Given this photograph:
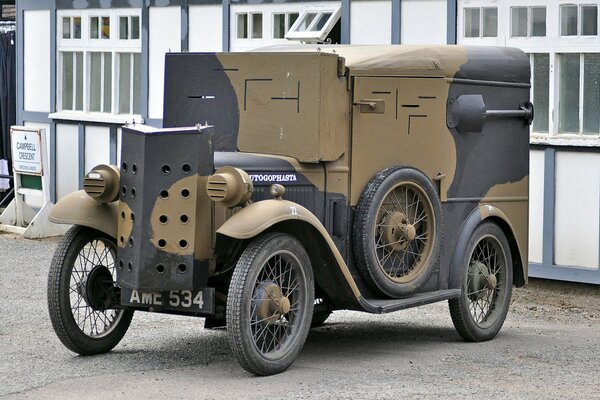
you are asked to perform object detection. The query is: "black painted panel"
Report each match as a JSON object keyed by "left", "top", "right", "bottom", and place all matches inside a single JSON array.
[{"left": 117, "top": 125, "right": 215, "bottom": 291}]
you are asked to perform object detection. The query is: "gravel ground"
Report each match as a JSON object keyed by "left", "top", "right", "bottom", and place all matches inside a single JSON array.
[{"left": 1, "top": 232, "right": 599, "bottom": 399}]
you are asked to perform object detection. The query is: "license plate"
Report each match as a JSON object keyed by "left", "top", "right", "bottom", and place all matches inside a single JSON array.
[{"left": 121, "top": 287, "right": 215, "bottom": 315}]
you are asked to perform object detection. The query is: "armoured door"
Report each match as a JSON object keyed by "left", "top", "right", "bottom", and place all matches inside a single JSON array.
[{"left": 350, "top": 76, "right": 454, "bottom": 206}]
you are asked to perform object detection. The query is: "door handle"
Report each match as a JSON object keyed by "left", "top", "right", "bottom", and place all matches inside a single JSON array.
[{"left": 353, "top": 99, "right": 385, "bottom": 114}]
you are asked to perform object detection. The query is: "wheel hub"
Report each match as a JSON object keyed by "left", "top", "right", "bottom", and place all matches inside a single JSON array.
[
  {"left": 82, "top": 265, "right": 115, "bottom": 310},
  {"left": 468, "top": 261, "right": 496, "bottom": 300},
  {"left": 382, "top": 211, "right": 416, "bottom": 252},
  {"left": 256, "top": 282, "right": 290, "bottom": 324}
]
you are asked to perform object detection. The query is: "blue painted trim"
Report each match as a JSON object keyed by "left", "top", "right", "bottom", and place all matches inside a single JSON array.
[
  {"left": 529, "top": 263, "right": 600, "bottom": 285},
  {"left": 447, "top": 0, "right": 456, "bottom": 44},
  {"left": 19, "top": 1, "right": 50, "bottom": 11},
  {"left": 16, "top": 1, "right": 23, "bottom": 125},
  {"left": 78, "top": 123, "right": 85, "bottom": 189},
  {"left": 57, "top": 0, "right": 143, "bottom": 9},
  {"left": 222, "top": 0, "right": 230, "bottom": 51},
  {"left": 181, "top": 0, "right": 189, "bottom": 51},
  {"left": 189, "top": 0, "right": 221, "bottom": 4},
  {"left": 340, "top": 0, "right": 350, "bottom": 44},
  {"left": 50, "top": 123, "right": 57, "bottom": 203},
  {"left": 109, "top": 126, "right": 117, "bottom": 165},
  {"left": 391, "top": 0, "right": 401, "bottom": 44},
  {"left": 50, "top": 2, "right": 57, "bottom": 114},
  {"left": 145, "top": 118, "right": 163, "bottom": 128},
  {"left": 542, "top": 148, "right": 555, "bottom": 266},
  {"left": 21, "top": 112, "right": 51, "bottom": 123},
  {"left": 141, "top": 3, "right": 149, "bottom": 119}
]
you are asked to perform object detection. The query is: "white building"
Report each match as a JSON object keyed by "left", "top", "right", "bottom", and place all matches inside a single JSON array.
[
  {"left": 458, "top": 0, "right": 600, "bottom": 283},
  {"left": 16, "top": 0, "right": 600, "bottom": 283}
]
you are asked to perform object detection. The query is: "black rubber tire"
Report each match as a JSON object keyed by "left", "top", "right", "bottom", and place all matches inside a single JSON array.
[
  {"left": 449, "top": 221, "right": 513, "bottom": 342},
  {"left": 311, "top": 310, "right": 332, "bottom": 328},
  {"left": 226, "top": 232, "right": 314, "bottom": 376},
  {"left": 353, "top": 166, "right": 442, "bottom": 298},
  {"left": 47, "top": 225, "right": 134, "bottom": 355}
]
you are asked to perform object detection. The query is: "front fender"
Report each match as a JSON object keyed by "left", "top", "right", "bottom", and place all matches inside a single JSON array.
[
  {"left": 217, "top": 199, "right": 361, "bottom": 299},
  {"left": 48, "top": 190, "right": 118, "bottom": 238}
]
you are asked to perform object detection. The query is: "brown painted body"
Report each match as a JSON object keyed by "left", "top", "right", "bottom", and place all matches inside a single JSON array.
[{"left": 50, "top": 45, "right": 530, "bottom": 314}]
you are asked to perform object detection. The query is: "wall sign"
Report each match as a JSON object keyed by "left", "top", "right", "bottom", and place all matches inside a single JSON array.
[{"left": 11, "top": 128, "right": 42, "bottom": 176}]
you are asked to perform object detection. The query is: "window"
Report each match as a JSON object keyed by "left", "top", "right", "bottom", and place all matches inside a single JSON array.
[
  {"left": 285, "top": 7, "right": 341, "bottom": 42},
  {"left": 62, "top": 16, "right": 81, "bottom": 39},
  {"left": 119, "top": 16, "right": 140, "bottom": 40},
  {"left": 583, "top": 54, "right": 600, "bottom": 133},
  {"left": 558, "top": 53, "right": 600, "bottom": 135},
  {"left": 464, "top": 8, "right": 480, "bottom": 37},
  {"left": 532, "top": 54, "right": 549, "bottom": 133},
  {"left": 90, "top": 16, "right": 110, "bottom": 39},
  {"left": 561, "top": 5, "right": 578, "bottom": 36},
  {"left": 511, "top": 7, "right": 527, "bottom": 37},
  {"left": 531, "top": 7, "right": 546, "bottom": 36},
  {"left": 237, "top": 13, "right": 263, "bottom": 39},
  {"left": 482, "top": 8, "right": 497, "bottom": 37},
  {"left": 273, "top": 12, "right": 299, "bottom": 39},
  {"left": 463, "top": 7, "right": 497, "bottom": 38},
  {"left": 561, "top": 4, "right": 597, "bottom": 36},
  {"left": 582, "top": 5, "right": 598, "bottom": 35},
  {"left": 510, "top": 7, "right": 546, "bottom": 37},
  {"left": 61, "top": 52, "right": 83, "bottom": 111},
  {"left": 58, "top": 10, "right": 141, "bottom": 116}
]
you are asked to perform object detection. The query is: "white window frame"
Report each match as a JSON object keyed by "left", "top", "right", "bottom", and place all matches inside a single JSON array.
[
  {"left": 272, "top": 12, "right": 299, "bottom": 39},
  {"left": 236, "top": 12, "right": 264, "bottom": 40},
  {"left": 560, "top": 3, "right": 598, "bottom": 37},
  {"left": 285, "top": 6, "right": 341, "bottom": 42},
  {"left": 510, "top": 6, "right": 547, "bottom": 38},
  {"left": 556, "top": 52, "right": 600, "bottom": 135},
  {"left": 52, "top": 8, "right": 142, "bottom": 123},
  {"left": 463, "top": 6, "right": 498, "bottom": 39}
]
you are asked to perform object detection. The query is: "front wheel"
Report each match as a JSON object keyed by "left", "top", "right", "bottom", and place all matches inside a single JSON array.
[
  {"left": 226, "top": 233, "right": 314, "bottom": 376},
  {"left": 47, "top": 225, "right": 134, "bottom": 355},
  {"left": 449, "top": 221, "right": 513, "bottom": 342}
]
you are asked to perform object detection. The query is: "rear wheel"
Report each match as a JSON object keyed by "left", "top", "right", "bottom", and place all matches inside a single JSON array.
[
  {"left": 47, "top": 225, "right": 133, "bottom": 355},
  {"left": 449, "top": 221, "right": 513, "bottom": 342},
  {"left": 227, "top": 233, "right": 314, "bottom": 375}
]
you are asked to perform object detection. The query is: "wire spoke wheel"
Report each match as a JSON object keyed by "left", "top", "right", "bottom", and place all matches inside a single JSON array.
[
  {"left": 354, "top": 167, "right": 442, "bottom": 298},
  {"left": 449, "top": 221, "right": 513, "bottom": 342},
  {"left": 48, "top": 225, "right": 133, "bottom": 355},
  {"left": 374, "top": 181, "right": 435, "bottom": 283},
  {"left": 227, "top": 233, "right": 314, "bottom": 376},
  {"left": 69, "top": 238, "right": 123, "bottom": 337}
]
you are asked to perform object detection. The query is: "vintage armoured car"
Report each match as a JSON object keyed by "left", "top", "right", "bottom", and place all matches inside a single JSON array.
[{"left": 47, "top": 45, "right": 531, "bottom": 376}]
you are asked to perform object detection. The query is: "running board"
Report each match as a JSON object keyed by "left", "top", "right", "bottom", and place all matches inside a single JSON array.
[{"left": 358, "top": 289, "right": 462, "bottom": 314}]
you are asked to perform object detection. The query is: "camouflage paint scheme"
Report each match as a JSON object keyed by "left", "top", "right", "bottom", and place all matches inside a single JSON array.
[{"left": 49, "top": 45, "right": 530, "bottom": 314}]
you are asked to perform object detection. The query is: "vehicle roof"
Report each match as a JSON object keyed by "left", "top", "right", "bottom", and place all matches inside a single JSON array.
[{"left": 254, "top": 44, "right": 530, "bottom": 84}]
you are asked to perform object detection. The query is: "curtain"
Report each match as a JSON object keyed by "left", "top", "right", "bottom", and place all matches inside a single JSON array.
[{"left": 0, "top": 30, "right": 16, "bottom": 164}]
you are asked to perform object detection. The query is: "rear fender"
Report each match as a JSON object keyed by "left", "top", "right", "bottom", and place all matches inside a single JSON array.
[
  {"left": 48, "top": 190, "right": 118, "bottom": 238},
  {"left": 449, "top": 204, "right": 526, "bottom": 289}
]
